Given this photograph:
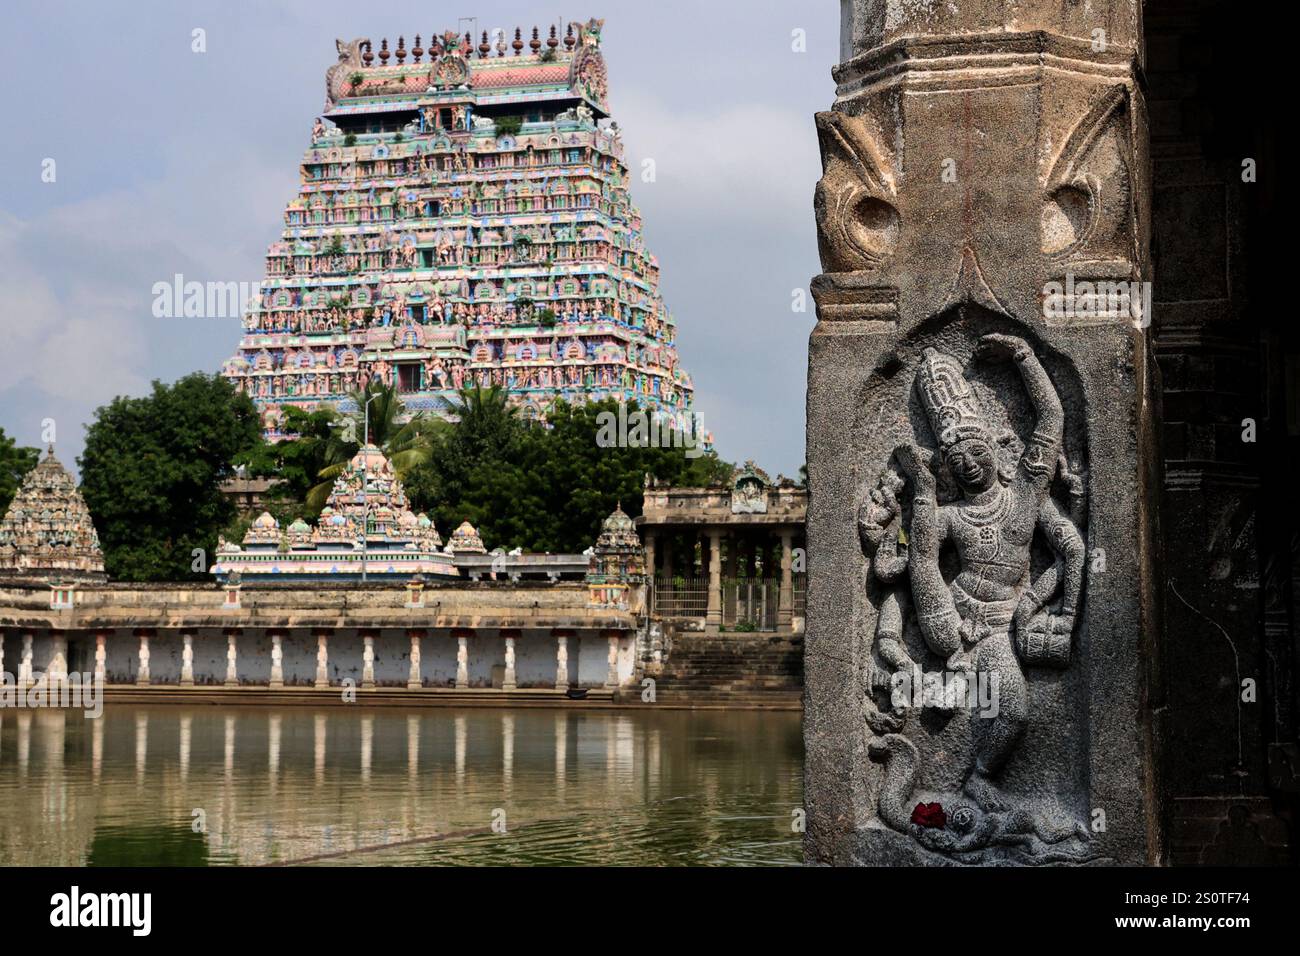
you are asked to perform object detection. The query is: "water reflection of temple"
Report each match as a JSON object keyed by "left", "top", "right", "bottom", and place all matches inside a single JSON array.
[{"left": 0, "top": 707, "right": 802, "bottom": 866}]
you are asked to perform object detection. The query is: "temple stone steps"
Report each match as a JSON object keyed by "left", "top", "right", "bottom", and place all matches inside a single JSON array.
[
  {"left": 629, "top": 690, "right": 803, "bottom": 711},
  {"left": 639, "top": 633, "right": 804, "bottom": 707}
]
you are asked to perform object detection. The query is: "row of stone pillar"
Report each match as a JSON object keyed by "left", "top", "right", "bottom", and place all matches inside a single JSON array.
[
  {"left": 2, "top": 627, "right": 624, "bottom": 690},
  {"left": 643, "top": 528, "right": 798, "bottom": 630}
]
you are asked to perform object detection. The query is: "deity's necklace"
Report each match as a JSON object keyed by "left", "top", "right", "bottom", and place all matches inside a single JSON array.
[{"left": 956, "top": 482, "right": 1012, "bottom": 528}]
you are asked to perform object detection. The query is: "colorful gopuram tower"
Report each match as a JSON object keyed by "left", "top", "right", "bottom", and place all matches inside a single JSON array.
[
  {"left": 212, "top": 444, "right": 458, "bottom": 581},
  {"left": 223, "top": 18, "right": 695, "bottom": 437}
]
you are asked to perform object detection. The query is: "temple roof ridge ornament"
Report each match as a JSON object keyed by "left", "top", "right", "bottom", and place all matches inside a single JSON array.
[
  {"left": 732, "top": 461, "right": 770, "bottom": 514},
  {"left": 448, "top": 519, "right": 486, "bottom": 554}
]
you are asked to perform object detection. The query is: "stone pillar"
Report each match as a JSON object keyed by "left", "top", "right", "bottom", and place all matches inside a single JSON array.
[
  {"left": 705, "top": 530, "right": 722, "bottom": 631},
  {"left": 135, "top": 630, "right": 151, "bottom": 687},
  {"left": 777, "top": 531, "right": 794, "bottom": 630},
  {"left": 180, "top": 631, "right": 195, "bottom": 686},
  {"left": 553, "top": 629, "right": 572, "bottom": 692},
  {"left": 18, "top": 632, "right": 33, "bottom": 689},
  {"left": 642, "top": 531, "right": 656, "bottom": 613},
  {"left": 643, "top": 530, "right": 656, "bottom": 581},
  {"left": 407, "top": 629, "right": 424, "bottom": 689},
  {"left": 361, "top": 632, "right": 376, "bottom": 689},
  {"left": 268, "top": 630, "right": 284, "bottom": 688},
  {"left": 47, "top": 632, "right": 68, "bottom": 684},
  {"left": 314, "top": 630, "right": 331, "bottom": 688},
  {"left": 806, "top": 0, "right": 1157, "bottom": 866},
  {"left": 453, "top": 629, "right": 471, "bottom": 688},
  {"left": 223, "top": 629, "right": 240, "bottom": 687},
  {"left": 93, "top": 630, "right": 108, "bottom": 686},
  {"left": 603, "top": 630, "right": 619, "bottom": 689},
  {"left": 500, "top": 628, "right": 519, "bottom": 691}
]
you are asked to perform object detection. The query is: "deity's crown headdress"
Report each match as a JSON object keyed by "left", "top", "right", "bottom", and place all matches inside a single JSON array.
[{"left": 914, "top": 348, "right": 991, "bottom": 450}]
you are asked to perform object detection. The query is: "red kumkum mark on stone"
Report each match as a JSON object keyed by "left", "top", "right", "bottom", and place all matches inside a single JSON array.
[{"left": 910, "top": 802, "right": 946, "bottom": 829}]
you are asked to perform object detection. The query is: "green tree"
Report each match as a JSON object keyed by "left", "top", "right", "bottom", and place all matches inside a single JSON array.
[
  {"left": 404, "top": 393, "right": 731, "bottom": 553},
  {"left": 241, "top": 406, "right": 338, "bottom": 497},
  {"left": 234, "top": 405, "right": 340, "bottom": 522},
  {"left": 522, "top": 399, "right": 730, "bottom": 552},
  {"left": 0, "top": 428, "right": 40, "bottom": 514},
  {"left": 79, "top": 373, "right": 262, "bottom": 581},
  {"left": 270, "top": 382, "right": 441, "bottom": 515},
  {"left": 404, "top": 384, "right": 526, "bottom": 530}
]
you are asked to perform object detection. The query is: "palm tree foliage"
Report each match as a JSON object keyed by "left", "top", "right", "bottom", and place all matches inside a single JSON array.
[{"left": 301, "top": 381, "right": 443, "bottom": 512}]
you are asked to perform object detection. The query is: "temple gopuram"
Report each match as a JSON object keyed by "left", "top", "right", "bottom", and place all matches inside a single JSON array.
[
  {"left": 223, "top": 19, "right": 695, "bottom": 438},
  {"left": 0, "top": 447, "right": 105, "bottom": 584},
  {"left": 212, "top": 445, "right": 458, "bottom": 581}
]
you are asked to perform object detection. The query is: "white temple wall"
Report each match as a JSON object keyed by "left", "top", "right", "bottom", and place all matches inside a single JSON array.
[
  {"left": 31, "top": 632, "right": 55, "bottom": 675},
  {"left": 462, "top": 633, "right": 489, "bottom": 687},
  {"left": 616, "top": 634, "right": 635, "bottom": 685},
  {"left": 515, "top": 629, "right": 556, "bottom": 687},
  {"left": 103, "top": 635, "right": 139, "bottom": 684},
  {"left": 575, "top": 635, "right": 604, "bottom": 686},
  {"left": 2, "top": 627, "right": 632, "bottom": 688}
]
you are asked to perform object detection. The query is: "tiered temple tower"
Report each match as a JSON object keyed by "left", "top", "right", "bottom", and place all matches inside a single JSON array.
[
  {"left": 223, "top": 18, "right": 695, "bottom": 437},
  {"left": 585, "top": 503, "right": 645, "bottom": 609},
  {"left": 213, "top": 444, "right": 457, "bottom": 581},
  {"left": 0, "top": 446, "right": 106, "bottom": 582}
]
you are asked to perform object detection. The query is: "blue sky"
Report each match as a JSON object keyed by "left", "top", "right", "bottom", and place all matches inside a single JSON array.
[{"left": 0, "top": 0, "right": 836, "bottom": 479}]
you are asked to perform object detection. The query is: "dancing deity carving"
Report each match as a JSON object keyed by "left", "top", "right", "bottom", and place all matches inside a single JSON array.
[{"left": 860, "top": 332, "right": 1092, "bottom": 863}]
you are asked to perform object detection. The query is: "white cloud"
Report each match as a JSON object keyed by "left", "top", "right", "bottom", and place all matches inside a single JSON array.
[{"left": 617, "top": 93, "right": 819, "bottom": 228}]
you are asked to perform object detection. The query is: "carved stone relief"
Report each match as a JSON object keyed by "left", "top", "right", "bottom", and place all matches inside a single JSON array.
[{"left": 855, "top": 313, "right": 1095, "bottom": 863}]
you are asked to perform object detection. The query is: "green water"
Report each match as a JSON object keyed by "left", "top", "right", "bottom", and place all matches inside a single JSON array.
[{"left": 0, "top": 705, "right": 803, "bottom": 866}]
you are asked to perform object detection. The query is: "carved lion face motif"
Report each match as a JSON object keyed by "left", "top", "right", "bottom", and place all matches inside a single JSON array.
[{"left": 945, "top": 438, "right": 997, "bottom": 494}]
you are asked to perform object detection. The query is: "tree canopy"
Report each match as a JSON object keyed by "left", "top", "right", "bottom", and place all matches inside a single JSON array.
[
  {"left": 79, "top": 373, "right": 262, "bottom": 581},
  {"left": 73, "top": 373, "right": 731, "bottom": 579},
  {"left": 237, "top": 382, "right": 444, "bottom": 517},
  {"left": 0, "top": 427, "right": 40, "bottom": 515},
  {"left": 403, "top": 389, "right": 732, "bottom": 553}
]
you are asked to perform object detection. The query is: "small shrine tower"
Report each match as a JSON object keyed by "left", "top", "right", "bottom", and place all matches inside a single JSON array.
[
  {"left": 0, "top": 446, "right": 106, "bottom": 583},
  {"left": 586, "top": 503, "right": 645, "bottom": 609}
]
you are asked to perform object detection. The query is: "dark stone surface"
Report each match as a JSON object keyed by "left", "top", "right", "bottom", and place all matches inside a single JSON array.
[{"left": 804, "top": 1, "right": 1162, "bottom": 865}]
